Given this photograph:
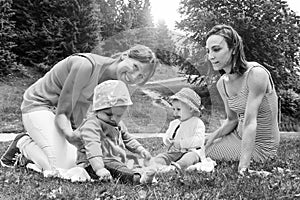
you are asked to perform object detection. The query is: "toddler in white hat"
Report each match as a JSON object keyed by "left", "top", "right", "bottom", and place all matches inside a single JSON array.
[
  {"left": 74, "top": 80, "right": 156, "bottom": 184},
  {"left": 151, "top": 87, "right": 206, "bottom": 172}
]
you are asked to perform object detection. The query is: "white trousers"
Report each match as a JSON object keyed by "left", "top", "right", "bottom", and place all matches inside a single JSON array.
[{"left": 21, "top": 110, "right": 77, "bottom": 170}]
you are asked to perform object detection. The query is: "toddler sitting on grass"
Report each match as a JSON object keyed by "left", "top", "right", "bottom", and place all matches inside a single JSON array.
[
  {"left": 74, "top": 80, "right": 156, "bottom": 184},
  {"left": 151, "top": 87, "right": 206, "bottom": 172}
]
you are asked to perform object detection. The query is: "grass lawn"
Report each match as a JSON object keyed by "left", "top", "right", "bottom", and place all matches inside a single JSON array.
[{"left": 0, "top": 137, "right": 299, "bottom": 199}]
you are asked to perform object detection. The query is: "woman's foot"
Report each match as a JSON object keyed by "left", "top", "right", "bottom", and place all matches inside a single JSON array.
[{"left": 0, "top": 133, "right": 28, "bottom": 168}]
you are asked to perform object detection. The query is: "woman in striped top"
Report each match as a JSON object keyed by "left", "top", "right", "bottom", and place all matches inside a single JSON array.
[{"left": 204, "top": 25, "right": 280, "bottom": 173}]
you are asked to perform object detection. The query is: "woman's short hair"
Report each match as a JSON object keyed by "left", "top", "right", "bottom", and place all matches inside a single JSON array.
[{"left": 206, "top": 24, "right": 247, "bottom": 75}]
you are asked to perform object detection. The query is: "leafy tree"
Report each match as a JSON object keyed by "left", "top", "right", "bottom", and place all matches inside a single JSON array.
[
  {"left": 92, "top": 0, "right": 179, "bottom": 57},
  {"left": 155, "top": 20, "right": 175, "bottom": 51},
  {"left": 137, "top": 0, "right": 153, "bottom": 27},
  {"left": 176, "top": 0, "right": 300, "bottom": 122},
  {"left": 93, "top": 0, "right": 154, "bottom": 41},
  {"left": 0, "top": 0, "right": 18, "bottom": 76},
  {"left": 93, "top": 26, "right": 167, "bottom": 57},
  {"left": 11, "top": 0, "right": 100, "bottom": 71}
]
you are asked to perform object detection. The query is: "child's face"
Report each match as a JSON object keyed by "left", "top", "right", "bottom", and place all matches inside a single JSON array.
[
  {"left": 97, "top": 106, "right": 128, "bottom": 125},
  {"left": 172, "top": 100, "right": 193, "bottom": 121},
  {"left": 172, "top": 100, "right": 181, "bottom": 119}
]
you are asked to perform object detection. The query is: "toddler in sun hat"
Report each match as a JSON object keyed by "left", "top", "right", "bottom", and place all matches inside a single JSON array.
[
  {"left": 92, "top": 80, "right": 133, "bottom": 112},
  {"left": 170, "top": 87, "right": 203, "bottom": 115},
  {"left": 74, "top": 80, "right": 157, "bottom": 184},
  {"left": 151, "top": 87, "right": 207, "bottom": 173}
]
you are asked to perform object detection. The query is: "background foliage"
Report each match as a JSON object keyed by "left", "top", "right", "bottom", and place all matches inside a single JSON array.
[
  {"left": 9, "top": 0, "right": 100, "bottom": 72},
  {"left": 0, "top": 0, "right": 19, "bottom": 76}
]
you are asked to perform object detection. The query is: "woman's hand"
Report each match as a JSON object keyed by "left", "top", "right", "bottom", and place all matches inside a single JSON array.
[
  {"left": 55, "top": 114, "right": 73, "bottom": 137},
  {"left": 65, "top": 131, "right": 82, "bottom": 147},
  {"left": 205, "top": 135, "right": 214, "bottom": 149},
  {"left": 96, "top": 168, "right": 112, "bottom": 181},
  {"left": 238, "top": 167, "right": 271, "bottom": 177},
  {"left": 238, "top": 167, "right": 248, "bottom": 175},
  {"left": 55, "top": 114, "right": 82, "bottom": 146}
]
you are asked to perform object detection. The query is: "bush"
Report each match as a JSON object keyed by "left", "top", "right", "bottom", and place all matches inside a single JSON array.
[
  {"left": 279, "top": 89, "right": 300, "bottom": 131},
  {"left": 11, "top": 0, "right": 100, "bottom": 71},
  {"left": 0, "top": 0, "right": 19, "bottom": 76}
]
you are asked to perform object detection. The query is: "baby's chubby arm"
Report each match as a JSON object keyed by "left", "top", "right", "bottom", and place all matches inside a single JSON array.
[
  {"left": 162, "top": 120, "right": 180, "bottom": 147},
  {"left": 119, "top": 121, "right": 152, "bottom": 160}
]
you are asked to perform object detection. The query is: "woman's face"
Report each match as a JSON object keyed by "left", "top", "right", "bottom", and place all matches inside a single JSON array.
[
  {"left": 206, "top": 35, "right": 234, "bottom": 73},
  {"left": 116, "top": 57, "right": 152, "bottom": 85}
]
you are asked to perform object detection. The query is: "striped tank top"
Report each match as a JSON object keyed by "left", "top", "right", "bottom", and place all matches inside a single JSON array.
[{"left": 222, "top": 64, "right": 280, "bottom": 160}]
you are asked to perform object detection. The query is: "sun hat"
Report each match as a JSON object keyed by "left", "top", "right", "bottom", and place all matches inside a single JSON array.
[
  {"left": 92, "top": 80, "right": 133, "bottom": 111},
  {"left": 170, "top": 87, "right": 202, "bottom": 113}
]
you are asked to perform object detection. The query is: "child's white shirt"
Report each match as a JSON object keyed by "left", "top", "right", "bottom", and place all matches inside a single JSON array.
[{"left": 163, "top": 116, "right": 205, "bottom": 151}]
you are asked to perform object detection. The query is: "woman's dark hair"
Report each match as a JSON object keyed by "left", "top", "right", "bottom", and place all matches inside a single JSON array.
[{"left": 206, "top": 24, "right": 248, "bottom": 75}]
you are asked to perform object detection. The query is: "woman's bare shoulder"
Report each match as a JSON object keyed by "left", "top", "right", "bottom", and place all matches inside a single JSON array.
[{"left": 216, "top": 74, "right": 226, "bottom": 89}]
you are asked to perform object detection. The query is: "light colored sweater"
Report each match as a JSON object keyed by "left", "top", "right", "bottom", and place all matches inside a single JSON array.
[
  {"left": 21, "top": 53, "right": 108, "bottom": 128},
  {"left": 163, "top": 116, "right": 205, "bottom": 151}
]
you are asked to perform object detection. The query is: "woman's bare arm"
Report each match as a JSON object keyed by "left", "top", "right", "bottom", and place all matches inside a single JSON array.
[
  {"left": 55, "top": 56, "right": 93, "bottom": 142},
  {"left": 238, "top": 67, "right": 269, "bottom": 170},
  {"left": 206, "top": 77, "right": 238, "bottom": 148}
]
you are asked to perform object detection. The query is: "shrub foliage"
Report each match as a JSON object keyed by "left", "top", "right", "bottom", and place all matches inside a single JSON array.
[
  {"left": 0, "top": 0, "right": 154, "bottom": 73},
  {"left": 0, "top": 0, "right": 19, "bottom": 76},
  {"left": 10, "top": 0, "right": 100, "bottom": 71}
]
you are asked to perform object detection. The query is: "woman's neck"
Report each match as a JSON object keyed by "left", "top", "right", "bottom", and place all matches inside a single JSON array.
[
  {"left": 99, "top": 58, "right": 118, "bottom": 82},
  {"left": 225, "top": 72, "right": 239, "bottom": 81}
]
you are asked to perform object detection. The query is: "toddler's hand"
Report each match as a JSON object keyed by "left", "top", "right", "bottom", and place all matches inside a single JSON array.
[
  {"left": 96, "top": 168, "right": 112, "bottom": 181},
  {"left": 169, "top": 138, "right": 175, "bottom": 143},
  {"left": 165, "top": 138, "right": 174, "bottom": 146},
  {"left": 140, "top": 149, "right": 152, "bottom": 160},
  {"left": 173, "top": 139, "right": 181, "bottom": 148}
]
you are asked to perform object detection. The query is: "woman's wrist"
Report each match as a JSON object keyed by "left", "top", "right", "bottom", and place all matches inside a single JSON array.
[
  {"left": 238, "top": 167, "right": 248, "bottom": 175},
  {"left": 238, "top": 167, "right": 247, "bottom": 172},
  {"left": 238, "top": 163, "right": 249, "bottom": 173}
]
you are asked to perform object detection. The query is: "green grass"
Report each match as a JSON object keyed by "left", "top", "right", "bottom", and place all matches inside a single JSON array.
[
  {"left": 0, "top": 82, "right": 26, "bottom": 133},
  {"left": 0, "top": 137, "right": 299, "bottom": 199}
]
